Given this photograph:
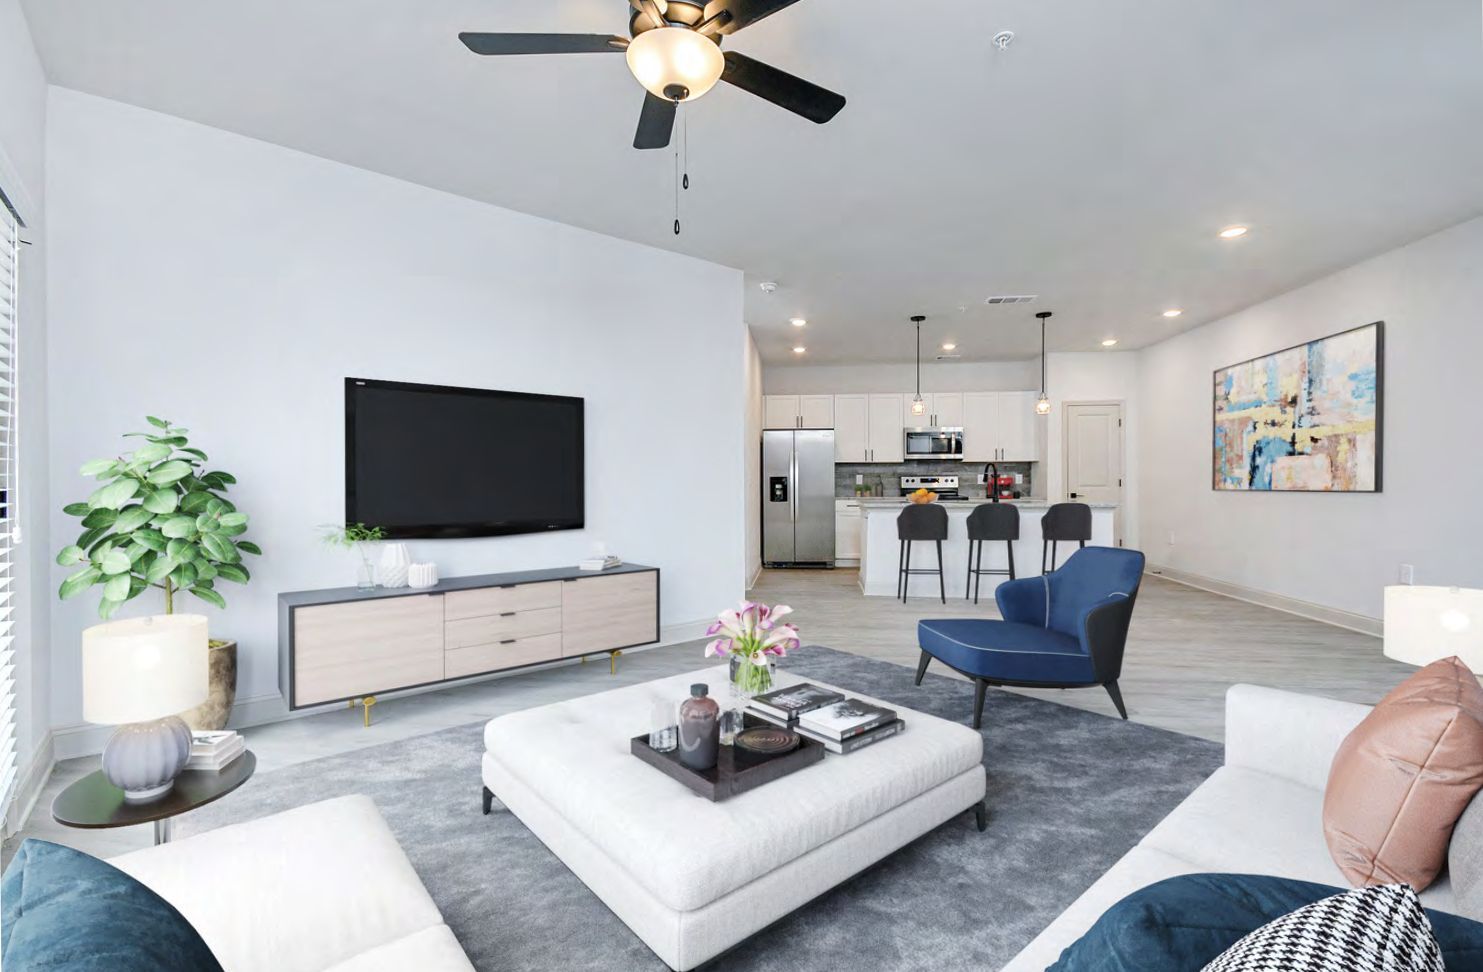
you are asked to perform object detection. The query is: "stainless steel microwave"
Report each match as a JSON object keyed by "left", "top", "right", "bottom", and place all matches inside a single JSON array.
[{"left": 904, "top": 427, "right": 964, "bottom": 460}]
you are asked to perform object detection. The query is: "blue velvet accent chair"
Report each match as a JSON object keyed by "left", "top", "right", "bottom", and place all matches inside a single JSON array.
[{"left": 916, "top": 546, "right": 1146, "bottom": 728}]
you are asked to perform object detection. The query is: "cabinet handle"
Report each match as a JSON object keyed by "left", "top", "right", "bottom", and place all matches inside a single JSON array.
[
  {"left": 500, "top": 611, "right": 516, "bottom": 617},
  {"left": 500, "top": 639, "right": 517, "bottom": 645}
]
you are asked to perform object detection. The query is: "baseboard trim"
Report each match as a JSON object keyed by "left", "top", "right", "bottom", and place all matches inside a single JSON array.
[
  {"left": 48, "top": 615, "right": 716, "bottom": 762},
  {"left": 4, "top": 733, "right": 56, "bottom": 839},
  {"left": 1147, "top": 563, "right": 1382, "bottom": 637},
  {"left": 746, "top": 563, "right": 763, "bottom": 590}
]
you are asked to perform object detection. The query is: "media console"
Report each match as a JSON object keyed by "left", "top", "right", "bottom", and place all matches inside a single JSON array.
[{"left": 277, "top": 564, "right": 660, "bottom": 711}]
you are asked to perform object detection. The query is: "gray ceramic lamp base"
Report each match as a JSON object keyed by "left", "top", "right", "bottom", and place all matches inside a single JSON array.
[{"left": 101, "top": 715, "right": 193, "bottom": 802}]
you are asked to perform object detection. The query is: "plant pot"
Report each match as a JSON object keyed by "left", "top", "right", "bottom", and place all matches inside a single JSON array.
[{"left": 179, "top": 639, "right": 238, "bottom": 731}]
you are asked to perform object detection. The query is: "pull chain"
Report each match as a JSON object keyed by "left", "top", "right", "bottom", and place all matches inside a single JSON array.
[{"left": 673, "top": 102, "right": 690, "bottom": 236}]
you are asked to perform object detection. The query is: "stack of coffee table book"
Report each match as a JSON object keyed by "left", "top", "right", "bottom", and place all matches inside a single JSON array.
[
  {"left": 187, "top": 730, "right": 245, "bottom": 772},
  {"left": 747, "top": 684, "right": 906, "bottom": 755}
]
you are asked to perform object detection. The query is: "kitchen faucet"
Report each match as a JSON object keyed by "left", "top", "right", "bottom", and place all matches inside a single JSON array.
[{"left": 984, "top": 462, "right": 1000, "bottom": 503}]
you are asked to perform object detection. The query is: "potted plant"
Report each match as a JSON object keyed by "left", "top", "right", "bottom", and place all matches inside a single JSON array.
[
  {"left": 321, "top": 523, "right": 386, "bottom": 591},
  {"left": 56, "top": 417, "right": 261, "bottom": 731}
]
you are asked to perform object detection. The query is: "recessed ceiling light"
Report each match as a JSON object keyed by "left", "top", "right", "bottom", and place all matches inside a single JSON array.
[
  {"left": 789, "top": 318, "right": 807, "bottom": 327},
  {"left": 1162, "top": 308, "right": 1183, "bottom": 318},
  {"left": 941, "top": 342, "right": 957, "bottom": 351},
  {"left": 1218, "top": 225, "right": 1249, "bottom": 239},
  {"left": 792, "top": 346, "right": 806, "bottom": 354},
  {"left": 1101, "top": 339, "right": 1118, "bottom": 347},
  {"left": 759, "top": 281, "right": 778, "bottom": 294}
]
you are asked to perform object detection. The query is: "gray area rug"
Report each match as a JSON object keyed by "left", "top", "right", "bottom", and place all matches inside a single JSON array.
[{"left": 180, "top": 646, "right": 1221, "bottom": 970}]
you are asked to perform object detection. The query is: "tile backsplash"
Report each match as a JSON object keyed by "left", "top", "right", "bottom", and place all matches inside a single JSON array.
[{"left": 836, "top": 460, "right": 1034, "bottom": 499}]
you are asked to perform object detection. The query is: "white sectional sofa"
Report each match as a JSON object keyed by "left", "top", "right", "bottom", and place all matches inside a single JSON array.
[
  {"left": 1002, "top": 684, "right": 1458, "bottom": 971},
  {"left": 109, "top": 795, "right": 474, "bottom": 972}
]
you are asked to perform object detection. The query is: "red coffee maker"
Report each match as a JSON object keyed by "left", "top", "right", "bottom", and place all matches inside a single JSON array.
[{"left": 996, "top": 475, "right": 1015, "bottom": 500}]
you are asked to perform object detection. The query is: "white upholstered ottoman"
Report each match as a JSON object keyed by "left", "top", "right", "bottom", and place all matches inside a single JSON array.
[{"left": 481, "top": 665, "right": 986, "bottom": 970}]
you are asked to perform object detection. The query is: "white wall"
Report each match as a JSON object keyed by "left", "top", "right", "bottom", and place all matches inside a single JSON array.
[
  {"left": 743, "top": 328, "right": 763, "bottom": 587},
  {"left": 763, "top": 358, "right": 1037, "bottom": 395},
  {"left": 44, "top": 88, "right": 746, "bottom": 743},
  {"left": 1044, "top": 352, "right": 1141, "bottom": 547},
  {"left": 1140, "top": 215, "right": 1483, "bottom": 621},
  {"left": 0, "top": 0, "right": 54, "bottom": 831}
]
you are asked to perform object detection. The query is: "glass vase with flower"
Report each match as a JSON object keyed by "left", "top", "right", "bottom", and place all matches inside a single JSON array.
[{"left": 703, "top": 601, "right": 801, "bottom": 744}]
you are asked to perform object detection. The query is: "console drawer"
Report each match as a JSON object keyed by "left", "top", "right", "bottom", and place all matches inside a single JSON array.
[
  {"left": 445, "top": 582, "right": 562, "bottom": 620},
  {"left": 445, "top": 607, "right": 561, "bottom": 649},
  {"left": 446, "top": 633, "right": 563, "bottom": 679}
]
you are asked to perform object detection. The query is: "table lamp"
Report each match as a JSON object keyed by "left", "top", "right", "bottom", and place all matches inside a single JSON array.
[
  {"left": 83, "top": 614, "right": 209, "bottom": 802},
  {"left": 1383, "top": 586, "right": 1483, "bottom": 674}
]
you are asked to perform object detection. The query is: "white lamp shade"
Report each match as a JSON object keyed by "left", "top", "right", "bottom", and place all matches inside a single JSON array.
[
  {"left": 625, "top": 27, "right": 724, "bottom": 102},
  {"left": 1383, "top": 586, "right": 1483, "bottom": 673},
  {"left": 83, "top": 614, "right": 209, "bottom": 724}
]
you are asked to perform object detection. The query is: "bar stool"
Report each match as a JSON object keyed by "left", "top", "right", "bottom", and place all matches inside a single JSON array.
[
  {"left": 965, "top": 504, "right": 1019, "bottom": 604},
  {"left": 897, "top": 503, "right": 949, "bottom": 604},
  {"left": 1041, "top": 502, "right": 1091, "bottom": 573}
]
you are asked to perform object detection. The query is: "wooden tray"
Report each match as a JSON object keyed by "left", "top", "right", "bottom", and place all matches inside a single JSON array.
[{"left": 631, "top": 715, "right": 825, "bottom": 801}]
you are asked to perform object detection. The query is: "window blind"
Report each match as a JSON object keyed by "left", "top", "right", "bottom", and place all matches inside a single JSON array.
[{"left": 0, "top": 198, "right": 20, "bottom": 818}]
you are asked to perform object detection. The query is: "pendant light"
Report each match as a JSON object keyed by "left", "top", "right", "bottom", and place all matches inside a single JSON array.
[
  {"left": 909, "top": 316, "right": 928, "bottom": 418},
  {"left": 1035, "top": 311, "right": 1053, "bottom": 415}
]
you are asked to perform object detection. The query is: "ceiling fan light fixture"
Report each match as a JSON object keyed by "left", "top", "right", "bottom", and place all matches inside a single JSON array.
[{"left": 625, "top": 27, "right": 724, "bottom": 102}]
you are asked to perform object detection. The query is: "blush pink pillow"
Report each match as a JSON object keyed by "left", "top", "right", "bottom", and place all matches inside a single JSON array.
[{"left": 1324, "top": 656, "right": 1483, "bottom": 890}]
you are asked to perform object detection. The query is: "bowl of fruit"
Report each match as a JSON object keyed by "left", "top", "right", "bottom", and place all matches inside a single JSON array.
[{"left": 909, "top": 488, "right": 937, "bottom": 504}]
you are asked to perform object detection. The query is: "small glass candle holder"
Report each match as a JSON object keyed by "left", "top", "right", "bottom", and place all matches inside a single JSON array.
[{"left": 648, "top": 700, "right": 678, "bottom": 753}]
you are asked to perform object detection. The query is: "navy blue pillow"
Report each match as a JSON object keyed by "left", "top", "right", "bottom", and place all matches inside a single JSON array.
[
  {"left": 1049, "top": 873, "right": 1483, "bottom": 972},
  {"left": 1, "top": 839, "right": 224, "bottom": 971}
]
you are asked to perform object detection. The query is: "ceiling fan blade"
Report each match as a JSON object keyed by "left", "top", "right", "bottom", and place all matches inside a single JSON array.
[
  {"left": 634, "top": 93, "right": 677, "bottom": 149},
  {"left": 721, "top": 52, "right": 845, "bottom": 124},
  {"left": 458, "top": 33, "right": 627, "bottom": 55},
  {"left": 702, "top": 0, "right": 803, "bottom": 35}
]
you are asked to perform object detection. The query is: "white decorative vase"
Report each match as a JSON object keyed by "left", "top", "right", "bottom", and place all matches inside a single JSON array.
[
  {"left": 380, "top": 543, "right": 411, "bottom": 589},
  {"left": 408, "top": 562, "right": 439, "bottom": 589}
]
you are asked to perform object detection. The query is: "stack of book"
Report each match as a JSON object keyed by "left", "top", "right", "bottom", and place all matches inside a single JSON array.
[
  {"left": 187, "top": 730, "right": 245, "bottom": 772},
  {"left": 578, "top": 554, "right": 622, "bottom": 572},
  {"left": 746, "top": 684, "right": 905, "bottom": 755}
]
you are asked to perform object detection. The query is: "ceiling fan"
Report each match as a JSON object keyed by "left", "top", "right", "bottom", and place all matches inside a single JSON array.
[{"left": 459, "top": 0, "right": 847, "bottom": 150}]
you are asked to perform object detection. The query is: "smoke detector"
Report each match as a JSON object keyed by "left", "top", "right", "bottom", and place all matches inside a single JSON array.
[
  {"left": 984, "top": 294, "right": 1038, "bottom": 305},
  {"left": 992, "top": 31, "right": 1015, "bottom": 52},
  {"left": 758, "top": 281, "right": 779, "bottom": 295}
]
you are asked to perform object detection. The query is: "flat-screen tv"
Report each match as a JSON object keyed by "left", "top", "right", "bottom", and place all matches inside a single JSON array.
[{"left": 345, "top": 377, "right": 584, "bottom": 539}]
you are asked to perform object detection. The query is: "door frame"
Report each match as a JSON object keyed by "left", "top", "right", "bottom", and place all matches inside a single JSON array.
[{"left": 1060, "top": 400, "right": 1126, "bottom": 546}]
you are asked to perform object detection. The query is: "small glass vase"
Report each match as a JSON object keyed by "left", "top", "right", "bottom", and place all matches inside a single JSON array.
[
  {"left": 729, "top": 653, "right": 776, "bottom": 701},
  {"left": 356, "top": 560, "right": 377, "bottom": 592}
]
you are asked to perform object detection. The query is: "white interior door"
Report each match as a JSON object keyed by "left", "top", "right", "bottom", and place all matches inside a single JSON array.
[
  {"left": 833, "top": 395, "right": 868, "bottom": 461},
  {"left": 1063, "top": 402, "right": 1124, "bottom": 542},
  {"left": 764, "top": 395, "right": 800, "bottom": 429},
  {"left": 798, "top": 395, "right": 835, "bottom": 429}
]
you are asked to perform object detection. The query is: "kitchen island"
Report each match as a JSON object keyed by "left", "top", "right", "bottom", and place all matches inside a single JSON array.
[{"left": 857, "top": 499, "right": 1118, "bottom": 598}]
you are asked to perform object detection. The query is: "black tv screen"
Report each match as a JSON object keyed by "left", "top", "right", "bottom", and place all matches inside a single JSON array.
[{"left": 345, "top": 378, "right": 584, "bottom": 539}]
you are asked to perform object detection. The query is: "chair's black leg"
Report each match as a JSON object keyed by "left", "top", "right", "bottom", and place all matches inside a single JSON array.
[
  {"left": 936, "top": 540, "right": 945, "bottom": 604},
  {"left": 897, "top": 540, "right": 905, "bottom": 601},
  {"left": 914, "top": 650, "right": 931, "bottom": 686},
  {"left": 1050, "top": 539, "right": 1058, "bottom": 572},
  {"left": 1079, "top": 540, "right": 1086, "bottom": 551},
  {"left": 1006, "top": 540, "right": 1016, "bottom": 581},
  {"left": 1104, "top": 681, "right": 1129, "bottom": 720},
  {"left": 482, "top": 785, "right": 494, "bottom": 815},
  {"left": 972, "top": 679, "right": 988, "bottom": 730},
  {"left": 1041, "top": 539, "right": 1048, "bottom": 574},
  {"left": 973, "top": 800, "right": 988, "bottom": 832},
  {"left": 964, "top": 540, "right": 974, "bottom": 602},
  {"left": 903, "top": 542, "right": 912, "bottom": 602},
  {"left": 973, "top": 541, "right": 984, "bottom": 605}
]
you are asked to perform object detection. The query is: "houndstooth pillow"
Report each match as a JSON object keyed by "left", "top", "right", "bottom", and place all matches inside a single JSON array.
[{"left": 1202, "top": 883, "right": 1443, "bottom": 972}]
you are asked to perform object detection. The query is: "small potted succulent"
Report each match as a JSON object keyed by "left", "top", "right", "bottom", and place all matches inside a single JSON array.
[
  {"left": 703, "top": 601, "right": 801, "bottom": 699},
  {"left": 56, "top": 417, "right": 261, "bottom": 730},
  {"left": 321, "top": 523, "right": 386, "bottom": 591}
]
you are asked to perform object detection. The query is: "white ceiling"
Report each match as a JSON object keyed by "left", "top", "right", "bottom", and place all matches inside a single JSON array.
[{"left": 21, "top": 0, "right": 1483, "bottom": 364}]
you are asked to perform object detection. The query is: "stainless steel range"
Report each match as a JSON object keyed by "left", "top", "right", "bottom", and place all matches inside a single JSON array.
[{"left": 900, "top": 475, "right": 963, "bottom": 500}]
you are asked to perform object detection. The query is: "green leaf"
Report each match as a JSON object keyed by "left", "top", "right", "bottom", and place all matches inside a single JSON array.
[
  {"left": 195, "top": 513, "right": 220, "bottom": 534},
  {"left": 86, "top": 531, "right": 116, "bottom": 557},
  {"left": 145, "top": 435, "right": 188, "bottom": 447},
  {"left": 146, "top": 460, "right": 192, "bottom": 485},
  {"left": 179, "top": 491, "right": 213, "bottom": 514},
  {"left": 76, "top": 525, "right": 107, "bottom": 551},
  {"left": 62, "top": 502, "right": 91, "bottom": 517},
  {"left": 215, "top": 563, "right": 250, "bottom": 584},
  {"left": 189, "top": 585, "right": 226, "bottom": 610},
  {"left": 102, "top": 574, "right": 131, "bottom": 602},
  {"left": 130, "top": 441, "right": 172, "bottom": 464},
  {"left": 141, "top": 490, "right": 179, "bottom": 515},
  {"left": 205, "top": 497, "right": 227, "bottom": 517},
  {"left": 55, "top": 545, "right": 85, "bottom": 566},
  {"left": 113, "top": 505, "right": 154, "bottom": 533},
  {"left": 145, "top": 556, "right": 178, "bottom": 584},
  {"left": 59, "top": 566, "right": 102, "bottom": 600},
  {"left": 133, "top": 529, "right": 167, "bottom": 552},
  {"left": 99, "top": 548, "right": 131, "bottom": 576},
  {"left": 79, "top": 458, "right": 119, "bottom": 477},
  {"left": 146, "top": 416, "right": 170, "bottom": 429},
  {"left": 126, "top": 577, "right": 148, "bottom": 600},
  {"left": 90, "top": 479, "right": 140, "bottom": 511},
  {"left": 160, "top": 515, "right": 196, "bottom": 539},
  {"left": 194, "top": 562, "right": 218, "bottom": 582},
  {"left": 235, "top": 540, "right": 262, "bottom": 556},
  {"left": 199, "top": 532, "right": 237, "bottom": 563},
  {"left": 81, "top": 507, "right": 118, "bottom": 530},
  {"left": 179, "top": 447, "right": 209, "bottom": 462},
  {"left": 98, "top": 598, "right": 124, "bottom": 620},
  {"left": 125, "top": 541, "right": 151, "bottom": 564},
  {"left": 217, "top": 512, "right": 248, "bottom": 529},
  {"left": 170, "top": 563, "right": 198, "bottom": 588},
  {"left": 207, "top": 470, "right": 237, "bottom": 485}
]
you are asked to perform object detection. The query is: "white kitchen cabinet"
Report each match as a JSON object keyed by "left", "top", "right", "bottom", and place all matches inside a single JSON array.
[
  {"left": 962, "top": 392, "right": 1001, "bottom": 461},
  {"left": 833, "top": 394, "right": 869, "bottom": 462},
  {"left": 764, "top": 395, "right": 799, "bottom": 429},
  {"left": 866, "top": 395, "right": 905, "bottom": 463},
  {"left": 798, "top": 395, "right": 834, "bottom": 429},
  {"left": 834, "top": 499, "right": 863, "bottom": 561},
  {"left": 997, "top": 391, "right": 1042, "bottom": 461},
  {"left": 931, "top": 393, "right": 964, "bottom": 428}
]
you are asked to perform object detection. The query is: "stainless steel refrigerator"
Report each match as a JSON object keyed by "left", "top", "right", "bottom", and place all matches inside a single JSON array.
[{"left": 762, "top": 429, "right": 836, "bottom": 567}]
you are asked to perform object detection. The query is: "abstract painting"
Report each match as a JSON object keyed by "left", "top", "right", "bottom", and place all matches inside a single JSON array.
[{"left": 1213, "top": 321, "right": 1383, "bottom": 492}]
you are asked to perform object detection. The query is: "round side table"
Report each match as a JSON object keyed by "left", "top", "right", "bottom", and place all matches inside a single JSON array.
[{"left": 52, "top": 751, "right": 255, "bottom": 845}]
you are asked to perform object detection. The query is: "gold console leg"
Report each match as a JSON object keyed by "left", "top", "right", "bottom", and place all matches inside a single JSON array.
[
  {"left": 609, "top": 650, "right": 622, "bottom": 675},
  {"left": 362, "top": 696, "right": 376, "bottom": 727}
]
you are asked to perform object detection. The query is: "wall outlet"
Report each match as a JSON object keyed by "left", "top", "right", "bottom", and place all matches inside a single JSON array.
[{"left": 1399, "top": 564, "right": 1415, "bottom": 585}]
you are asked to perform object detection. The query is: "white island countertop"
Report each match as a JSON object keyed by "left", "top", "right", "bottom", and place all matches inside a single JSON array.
[{"left": 853, "top": 497, "right": 1118, "bottom": 510}]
